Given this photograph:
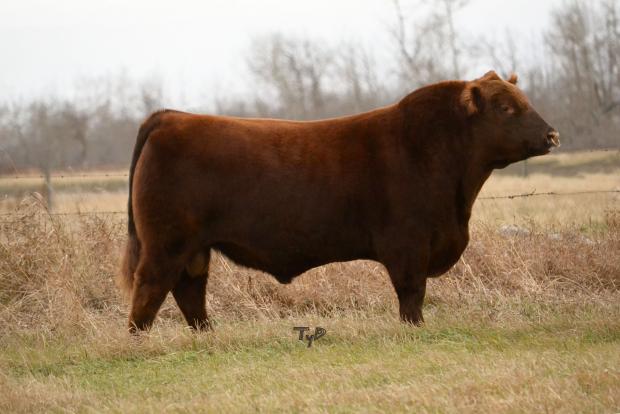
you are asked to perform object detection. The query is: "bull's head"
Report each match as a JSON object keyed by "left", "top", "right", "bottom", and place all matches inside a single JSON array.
[{"left": 461, "top": 70, "right": 560, "bottom": 169}]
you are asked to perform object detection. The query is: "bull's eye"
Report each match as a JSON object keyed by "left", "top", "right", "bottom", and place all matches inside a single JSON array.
[{"left": 501, "top": 104, "right": 514, "bottom": 115}]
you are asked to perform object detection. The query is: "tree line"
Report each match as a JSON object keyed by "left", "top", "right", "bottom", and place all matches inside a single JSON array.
[{"left": 0, "top": 0, "right": 618, "bottom": 174}]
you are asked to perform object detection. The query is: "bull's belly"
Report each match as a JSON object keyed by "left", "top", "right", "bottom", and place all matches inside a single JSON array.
[
  {"left": 205, "top": 204, "right": 373, "bottom": 281},
  {"left": 212, "top": 234, "right": 372, "bottom": 283}
]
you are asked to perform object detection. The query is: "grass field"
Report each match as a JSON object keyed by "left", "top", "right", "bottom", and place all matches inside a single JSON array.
[{"left": 0, "top": 151, "right": 619, "bottom": 412}]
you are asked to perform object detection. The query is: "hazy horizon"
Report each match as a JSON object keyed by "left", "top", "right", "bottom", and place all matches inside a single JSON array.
[{"left": 1, "top": 0, "right": 562, "bottom": 109}]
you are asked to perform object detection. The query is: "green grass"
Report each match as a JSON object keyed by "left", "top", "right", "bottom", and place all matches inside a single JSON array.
[{"left": 2, "top": 301, "right": 619, "bottom": 413}]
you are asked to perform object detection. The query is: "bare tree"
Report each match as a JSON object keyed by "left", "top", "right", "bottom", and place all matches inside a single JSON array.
[
  {"left": 335, "top": 43, "right": 386, "bottom": 113},
  {"left": 544, "top": 0, "right": 620, "bottom": 148},
  {"left": 140, "top": 77, "right": 165, "bottom": 117},
  {"left": 442, "top": 0, "right": 469, "bottom": 79},
  {"left": 248, "top": 34, "right": 334, "bottom": 119},
  {"left": 0, "top": 72, "right": 156, "bottom": 176},
  {"left": 479, "top": 30, "right": 521, "bottom": 79},
  {"left": 389, "top": 0, "right": 470, "bottom": 87}
]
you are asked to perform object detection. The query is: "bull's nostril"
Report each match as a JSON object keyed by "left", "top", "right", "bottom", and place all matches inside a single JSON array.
[{"left": 546, "top": 130, "right": 560, "bottom": 147}]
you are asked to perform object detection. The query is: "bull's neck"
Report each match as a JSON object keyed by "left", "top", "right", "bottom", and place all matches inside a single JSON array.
[{"left": 395, "top": 83, "right": 494, "bottom": 226}]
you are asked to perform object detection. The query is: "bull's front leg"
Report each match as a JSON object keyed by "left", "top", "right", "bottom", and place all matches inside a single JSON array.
[
  {"left": 380, "top": 243, "right": 430, "bottom": 326},
  {"left": 393, "top": 275, "right": 427, "bottom": 325}
]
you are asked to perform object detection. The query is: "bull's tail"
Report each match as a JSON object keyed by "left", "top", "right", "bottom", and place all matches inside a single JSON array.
[
  {"left": 118, "top": 110, "right": 167, "bottom": 298},
  {"left": 119, "top": 230, "right": 140, "bottom": 298}
]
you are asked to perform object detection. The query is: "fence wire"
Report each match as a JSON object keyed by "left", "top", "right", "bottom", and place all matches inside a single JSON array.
[
  {"left": 1, "top": 163, "right": 619, "bottom": 220},
  {"left": 0, "top": 173, "right": 129, "bottom": 180},
  {"left": 478, "top": 189, "right": 620, "bottom": 200},
  {"left": 0, "top": 190, "right": 618, "bottom": 220}
]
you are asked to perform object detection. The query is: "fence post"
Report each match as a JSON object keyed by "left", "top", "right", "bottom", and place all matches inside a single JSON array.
[{"left": 43, "top": 167, "right": 53, "bottom": 211}]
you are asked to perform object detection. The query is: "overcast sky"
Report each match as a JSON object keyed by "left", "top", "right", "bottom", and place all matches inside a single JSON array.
[{"left": 0, "top": 0, "right": 563, "bottom": 108}]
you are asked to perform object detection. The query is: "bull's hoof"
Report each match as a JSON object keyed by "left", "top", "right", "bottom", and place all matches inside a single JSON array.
[
  {"left": 189, "top": 319, "right": 212, "bottom": 332},
  {"left": 400, "top": 313, "right": 424, "bottom": 327}
]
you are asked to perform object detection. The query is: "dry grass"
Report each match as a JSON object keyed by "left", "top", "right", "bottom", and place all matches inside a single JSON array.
[
  {"left": 477, "top": 172, "right": 620, "bottom": 228},
  {"left": 2, "top": 197, "right": 618, "bottom": 329},
  {"left": 0, "top": 151, "right": 619, "bottom": 412}
]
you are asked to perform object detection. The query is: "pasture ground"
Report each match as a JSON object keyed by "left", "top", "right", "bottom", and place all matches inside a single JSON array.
[{"left": 0, "top": 150, "right": 619, "bottom": 413}]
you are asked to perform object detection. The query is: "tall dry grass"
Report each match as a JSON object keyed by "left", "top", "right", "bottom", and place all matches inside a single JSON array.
[{"left": 1, "top": 195, "right": 618, "bottom": 344}]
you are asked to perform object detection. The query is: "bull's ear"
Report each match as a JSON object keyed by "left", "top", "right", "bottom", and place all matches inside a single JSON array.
[
  {"left": 480, "top": 70, "right": 501, "bottom": 81},
  {"left": 461, "top": 84, "right": 484, "bottom": 116},
  {"left": 507, "top": 73, "right": 518, "bottom": 85}
]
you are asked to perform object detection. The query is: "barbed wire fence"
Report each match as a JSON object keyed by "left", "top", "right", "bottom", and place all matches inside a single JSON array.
[
  {"left": 0, "top": 173, "right": 130, "bottom": 180},
  {"left": 1, "top": 162, "right": 619, "bottom": 221}
]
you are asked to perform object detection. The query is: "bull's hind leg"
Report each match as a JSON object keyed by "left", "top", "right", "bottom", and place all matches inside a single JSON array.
[
  {"left": 129, "top": 252, "right": 183, "bottom": 333},
  {"left": 172, "top": 252, "right": 211, "bottom": 330},
  {"left": 172, "top": 269, "right": 210, "bottom": 331}
]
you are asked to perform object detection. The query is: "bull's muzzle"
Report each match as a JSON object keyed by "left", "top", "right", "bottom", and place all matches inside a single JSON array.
[{"left": 546, "top": 130, "right": 560, "bottom": 148}]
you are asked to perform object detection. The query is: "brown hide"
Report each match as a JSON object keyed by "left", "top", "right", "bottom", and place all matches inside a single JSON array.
[{"left": 120, "top": 71, "right": 559, "bottom": 332}]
